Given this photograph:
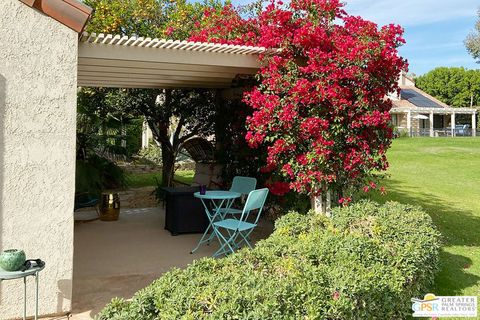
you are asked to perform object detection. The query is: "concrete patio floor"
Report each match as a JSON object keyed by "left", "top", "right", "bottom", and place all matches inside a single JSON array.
[{"left": 51, "top": 207, "right": 273, "bottom": 320}]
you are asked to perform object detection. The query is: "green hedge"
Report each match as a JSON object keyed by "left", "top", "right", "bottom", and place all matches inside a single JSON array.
[{"left": 98, "top": 201, "right": 441, "bottom": 319}]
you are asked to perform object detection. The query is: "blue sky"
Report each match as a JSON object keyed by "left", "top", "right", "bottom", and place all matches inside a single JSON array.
[
  {"left": 223, "top": 0, "right": 479, "bottom": 75},
  {"left": 344, "top": 0, "right": 479, "bottom": 76}
]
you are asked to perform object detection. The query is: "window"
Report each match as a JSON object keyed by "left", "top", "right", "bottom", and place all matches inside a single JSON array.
[{"left": 391, "top": 114, "right": 399, "bottom": 126}]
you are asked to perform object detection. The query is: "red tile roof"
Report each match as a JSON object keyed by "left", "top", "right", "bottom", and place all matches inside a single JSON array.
[{"left": 19, "top": 0, "right": 92, "bottom": 33}]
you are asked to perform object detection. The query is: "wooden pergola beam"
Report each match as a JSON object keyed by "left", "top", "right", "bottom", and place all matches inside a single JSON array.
[{"left": 77, "top": 33, "right": 265, "bottom": 89}]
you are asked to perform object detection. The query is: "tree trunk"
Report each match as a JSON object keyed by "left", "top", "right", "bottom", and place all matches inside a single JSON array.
[
  {"left": 161, "top": 143, "right": 175, "bottom": 187},
  {"left": 149, "top": 116, "right": 176, "bottom": 187},
  {"left": 120, "top": 116, "right": 127, "bottom": 161},
  {"left": 310, "top": 183, "right": 332, "bottom": 216},
  {"left": 310, "top": 194, "right": 325, "bottom": 214}
]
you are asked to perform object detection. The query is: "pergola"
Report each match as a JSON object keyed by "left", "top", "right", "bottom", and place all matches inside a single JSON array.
[
  {"left": 391, "top": 107, "right": 477, "bottom": 137},
  {"left": 77, "top": 33, "right": 264, "bottom": 89},
  {"left": 78, "top": 32, "right": 267, "bottom": 151}
]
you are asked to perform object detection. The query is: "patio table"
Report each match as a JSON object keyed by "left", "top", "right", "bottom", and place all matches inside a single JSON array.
[
  {"left": 0, "top": 263, "right": 45, "bottom": 320},
  {"left": 191, "top": 190, "right": 241, "bottom": 254},
  {"left": 162, "top": 187, "right": 208, "bottom": 235}
]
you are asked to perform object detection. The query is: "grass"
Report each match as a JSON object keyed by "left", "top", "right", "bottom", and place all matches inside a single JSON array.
[
  {"left": 367, "top": 137, "right": 480, "bottom": 313},
  {"left": 127, "top": 170, "right": 194, "bottom": 188}
]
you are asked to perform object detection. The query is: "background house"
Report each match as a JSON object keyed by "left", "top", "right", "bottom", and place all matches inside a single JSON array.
[{"left": 390, "top": 73, "right": 477, "bottom": 136}]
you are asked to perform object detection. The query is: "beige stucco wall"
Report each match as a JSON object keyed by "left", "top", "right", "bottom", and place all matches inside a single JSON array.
[{"left": 0, "top": 0, "right": 78, "bottom": 318}]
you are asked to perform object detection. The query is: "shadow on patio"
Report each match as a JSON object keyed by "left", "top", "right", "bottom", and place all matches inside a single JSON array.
[{"left": 69, "top": 207, "right": 273, "bottom": 319}]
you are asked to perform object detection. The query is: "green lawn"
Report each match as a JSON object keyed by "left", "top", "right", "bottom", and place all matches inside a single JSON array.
[
  {"left": 368, "top": 138, "right": 480, "bottom": 307},
  {"left": 127, "top": 170, "right": 194, "bottom": 188}
]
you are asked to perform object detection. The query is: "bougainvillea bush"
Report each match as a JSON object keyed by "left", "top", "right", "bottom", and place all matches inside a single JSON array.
[
  {"left": 188, "top": 0, "right": 408, "bottom": 208},
  {"left": 98, "top": 201, "right": 441, "bottom": 319}
]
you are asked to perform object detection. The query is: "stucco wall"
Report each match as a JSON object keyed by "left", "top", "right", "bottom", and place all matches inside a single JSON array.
[{"left": 0, "top": 0, "right": 78, "bottom": 318}]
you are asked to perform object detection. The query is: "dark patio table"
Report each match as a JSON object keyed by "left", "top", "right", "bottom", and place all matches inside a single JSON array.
[{"left": 162, "top": 187, "right": 209, "bottom": 235}]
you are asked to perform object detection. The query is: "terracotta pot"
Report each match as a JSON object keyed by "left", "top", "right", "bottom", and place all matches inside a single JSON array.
[{"left": 0, "top": 249, "right": 26, "bottom": 271}]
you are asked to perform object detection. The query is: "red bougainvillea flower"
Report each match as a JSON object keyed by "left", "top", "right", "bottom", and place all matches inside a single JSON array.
[
  {"left": 189, "top": 0, "right": 407, "bottom": 203},
  {"left": 380, "top": 186, "right": 387, "bottom": 195},
  {"left": 338, "top": 197, "right": 352, "bottom": 206},
  {"left": 266, "top": 181, "right": 291, "bottom": 196}
]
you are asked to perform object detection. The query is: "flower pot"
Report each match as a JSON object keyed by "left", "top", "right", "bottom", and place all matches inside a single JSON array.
[{"left": 0, "top": 249, "right": 26, "bottom": 271}]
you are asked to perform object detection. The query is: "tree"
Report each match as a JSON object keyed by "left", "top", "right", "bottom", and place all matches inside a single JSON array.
[
  {"left": 77, "top": 88, "right": 143, "bottom": 161},
  {"left": 120, "top": 89, "right": 217, "bottom": 187},
  {"left": 465, "top": 8, "right": 480, "bottom": 62},
  {"left": 82, "top": 0, "right": 406, "bottom": 209},
  {"left": 81, "top": 0, "right": 223, "bottom": 186},
  {"left": 415, "top": 67, "right": 480, "bottom": 107},
  {"left": 185, "top": 0, "right": 407, "bottom": 212},
  {"left": 78, "top": 87, "right": 216, "bottom": 186},
  {"left": 84, "top": 0, "right": 226, "bottom": 39}
]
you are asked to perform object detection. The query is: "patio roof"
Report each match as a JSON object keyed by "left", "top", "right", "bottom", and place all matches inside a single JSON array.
[
  {"left": 391, "top": 107, "right": 477, "bottom": 114},
  {"left": 77, "top": 33, "right": 265, "bottom": 89},
  {"left": 392, "top": 86, "right": 477, "bottom": 115}
]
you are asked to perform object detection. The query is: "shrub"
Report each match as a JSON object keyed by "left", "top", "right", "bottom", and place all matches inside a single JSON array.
[
  {"left": 135, "top": 144, "right": 162, "bottom": 166},
  {"left": 98, "top": 200, "right": 441, "bottom": 320},
  {"left": 76, "top": 155, "right": 128, "bottom": 194}
]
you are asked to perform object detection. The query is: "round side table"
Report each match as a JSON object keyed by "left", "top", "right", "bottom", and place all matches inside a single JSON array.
[
  {"left": 191, "top": 191, "right": 241, "bottom": 254},
  {"left": 0, "top": 263, "right": 45, "bottom": 320}
]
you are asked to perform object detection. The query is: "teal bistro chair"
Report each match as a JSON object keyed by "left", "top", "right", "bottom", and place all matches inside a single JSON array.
[
  {"left": 219, "top": 176, "right": 257, "bottom": 216},
  {"left": 212, "top": 188, "right": 269, "bottom": 257},
  {"left": 74, "top": 193, "right": 100, "bottom": 215}
]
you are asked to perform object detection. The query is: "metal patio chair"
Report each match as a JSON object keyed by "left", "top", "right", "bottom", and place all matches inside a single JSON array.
[
  {"left": 218, "top": 176, "right": 257, "bottom": 216},
  {"left": 212, "top": 188, "right": 268, "bottom": 257},
  {"left": 74, "top": 192, "right": 100, "bottom": 222}
]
